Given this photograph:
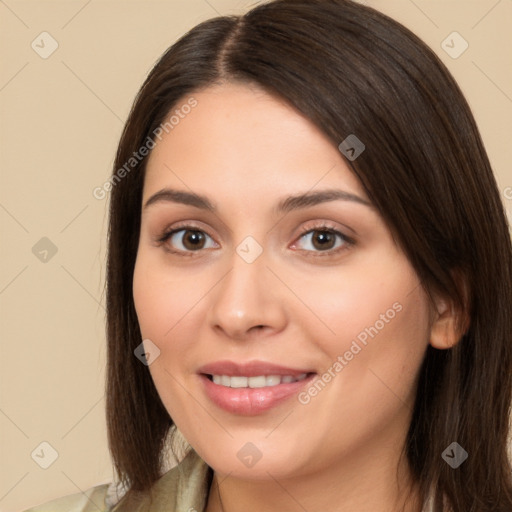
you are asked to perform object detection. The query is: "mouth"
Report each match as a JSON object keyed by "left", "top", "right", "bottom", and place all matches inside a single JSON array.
[{"left": 197, "top": 360, "right": 317, "bottom": 415}]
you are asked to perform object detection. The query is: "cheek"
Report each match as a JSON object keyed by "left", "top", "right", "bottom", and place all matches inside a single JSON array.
[
  {"left": 288, "top": 255, "right": 424, "bottom": 349},
  {"left": 132, "top": 252, "right": 220, "bottom": 405},
  {"left": 132, "top": 256, "right": 205, "bottom": 418},
  {"left": 133, "top": 254, "right": 208, "bottom": 342},
  {"left": 290, "top": 263, "right": 431, "bottom": 454},
  {"left": 293, "top": 253, "right": 430, "bottom": 393}
]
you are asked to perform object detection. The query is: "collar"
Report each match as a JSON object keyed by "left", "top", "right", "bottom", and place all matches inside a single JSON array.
[{"left": 111, "top": 448, "right": 210, "bottom": 512}]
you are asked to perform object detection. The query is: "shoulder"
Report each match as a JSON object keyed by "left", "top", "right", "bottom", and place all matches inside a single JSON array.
[
  {"left": 23, "top": 482, "right": 112, "bottom": 512},
  {"left": 112, "top": 448, "right": 210, "bottom": 512},
  {"left": 24, "top": 449, "right": 210, "bottom": 512}
]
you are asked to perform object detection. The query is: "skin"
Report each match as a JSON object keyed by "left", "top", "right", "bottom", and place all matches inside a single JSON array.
[{"left": 132, "top": 82, "right": 460, "bottom": 512}]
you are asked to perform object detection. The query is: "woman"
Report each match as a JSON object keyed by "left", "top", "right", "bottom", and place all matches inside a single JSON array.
[{"left": 25, "top": 0, "right": 512, "bottom": 511}]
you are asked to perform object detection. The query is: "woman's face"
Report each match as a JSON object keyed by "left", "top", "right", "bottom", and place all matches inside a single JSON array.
[{"left": 132, "top": 82, "right": 434, "bottom": 480}]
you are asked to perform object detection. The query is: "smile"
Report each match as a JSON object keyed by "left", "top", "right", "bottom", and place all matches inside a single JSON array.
[{"left": 197, "top": 360, "right": 316, "bottom": 415}]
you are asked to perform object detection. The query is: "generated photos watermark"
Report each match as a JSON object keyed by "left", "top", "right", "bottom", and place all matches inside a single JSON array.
[
  {"left": 93, "top": 96, "right": 198, "bottom": 200},
  {"left": 298, "top": 301, "right": 403, "bottom": 405}
]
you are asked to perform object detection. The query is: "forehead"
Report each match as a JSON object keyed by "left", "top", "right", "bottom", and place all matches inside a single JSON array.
[{"left": 143, "top": 82, "right": 366, "bottom": 204}]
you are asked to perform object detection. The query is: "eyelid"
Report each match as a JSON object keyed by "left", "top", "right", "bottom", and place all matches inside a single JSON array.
[
  {"left": 296, "top": 220, "right": 353, "bottom": 239},
  {"left": 156, "top": 221, "right": 214, "bottom": 242}
]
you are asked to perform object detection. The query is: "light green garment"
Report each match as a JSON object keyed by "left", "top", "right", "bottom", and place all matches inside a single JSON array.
[
  {"left": 24, "top": 448, "right": 435, "bottom": 511},
  {"left": 24, "top": 448, "right": 210, "bottom": 512}
]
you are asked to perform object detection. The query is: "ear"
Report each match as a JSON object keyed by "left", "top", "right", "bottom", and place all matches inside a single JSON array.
[
  {"left": 429, "top": 273, "right": 470, "bottom": 350},
  {"left": 429, "top": 296, "right": 460, "bottom": 350}
]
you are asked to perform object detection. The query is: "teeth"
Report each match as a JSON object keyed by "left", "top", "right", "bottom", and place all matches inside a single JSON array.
[
  {"left": 248, "top": 375, "right": 266, "bottom": 388},
  {"left": 265, "top": 375, "right": 281, "bottom": 386},
  {"left": 210, "top": 373, "right": 308, "bottom": 388},
  {"left": 230, "top": 376, "right": 248, "bottom": 388}
]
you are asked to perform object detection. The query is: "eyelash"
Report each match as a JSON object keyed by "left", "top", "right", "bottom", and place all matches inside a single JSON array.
[
  {"left": 156, "top": 222, "right": 355, "bottom": 257},
  {"left": 294, "top": 223, "right": 355, "bottom": 257}
]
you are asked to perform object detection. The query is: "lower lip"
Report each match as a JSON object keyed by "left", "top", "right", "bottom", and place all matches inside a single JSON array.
[{"left": 199, "top": 374, "right": 316, "bottom": 415}]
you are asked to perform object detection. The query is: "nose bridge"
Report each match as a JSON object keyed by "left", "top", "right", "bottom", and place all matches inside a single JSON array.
[{"left": 208, "top": 244, "right": 286, "bottom": 338}]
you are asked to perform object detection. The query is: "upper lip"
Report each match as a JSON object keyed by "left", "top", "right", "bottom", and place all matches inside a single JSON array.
[{"left": 197, "top": 360, "right": 315, "bottom": 377}]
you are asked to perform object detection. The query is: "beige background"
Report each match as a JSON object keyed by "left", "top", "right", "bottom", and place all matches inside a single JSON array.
[{"left": 1, "top": 0, "right": 511, "bottom": 510}]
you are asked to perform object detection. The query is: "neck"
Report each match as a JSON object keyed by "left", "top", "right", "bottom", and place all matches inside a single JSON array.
[{"left": 205, "top": 433, "right": 423, "bottom": 512}]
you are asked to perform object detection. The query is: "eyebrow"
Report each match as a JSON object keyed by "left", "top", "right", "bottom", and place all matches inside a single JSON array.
[
  {"left": 143, "top": 188, "right": 372, "bottom": 212},
  {"left": 144, "top": 188, "right": 215, "bottom": 211},
  {"left": 276, "top": 189, "right": 372, "bottom": 213}
]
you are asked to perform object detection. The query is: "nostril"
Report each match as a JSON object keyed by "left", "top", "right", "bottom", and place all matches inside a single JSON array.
[{"left": 250, "top": 325, "right": 267, "bottom": 333}]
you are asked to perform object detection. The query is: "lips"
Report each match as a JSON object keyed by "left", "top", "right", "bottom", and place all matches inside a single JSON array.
[
  {"left": 197, "top": 360, "right": 316, "bottom": 415},
  {"left": 197, "top": 360, "right": 314, "bottom": 377}
]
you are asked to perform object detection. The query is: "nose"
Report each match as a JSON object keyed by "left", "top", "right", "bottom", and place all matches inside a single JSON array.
[{"left": 207, "top": 250, "right": 288, "bottom": 341}]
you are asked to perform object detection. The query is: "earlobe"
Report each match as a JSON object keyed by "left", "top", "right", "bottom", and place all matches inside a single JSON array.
[
  {"left": 429, "top": 298, "right": 461, "bottom": 350},
  {"left": 429, "top": 279, "right": 470, "bottom": 350}
]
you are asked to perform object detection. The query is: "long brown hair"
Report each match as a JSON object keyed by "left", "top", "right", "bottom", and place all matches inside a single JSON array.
[{"left": 105, "top": 1, "right": 512, "bottom": 510}]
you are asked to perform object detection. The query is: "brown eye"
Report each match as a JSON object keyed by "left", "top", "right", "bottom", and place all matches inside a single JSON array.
[
  {"left": 182, "top": 230, "right": 206, "bottom": 250},
  {"left": 165, "top": 228, "right": 216, "bottom": 252},
  {"left": 294, "top": 228, "right": 349, "bottom": 253},
  {"left": 311, "top": 231, "right": 336, "bottom": 250}
]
